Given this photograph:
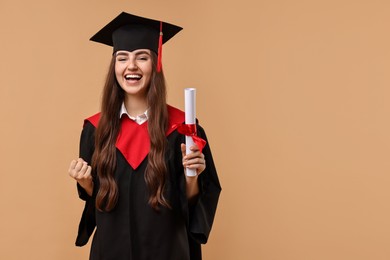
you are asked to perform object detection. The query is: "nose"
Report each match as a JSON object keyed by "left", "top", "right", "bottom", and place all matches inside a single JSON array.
[{"left": 127, "top": 58, "right": 138, "bottom": 71}]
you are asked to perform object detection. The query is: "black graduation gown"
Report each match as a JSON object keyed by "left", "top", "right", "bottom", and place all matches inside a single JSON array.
[{"left": 74, "top": 107, "right": 221, "bottom": 260}]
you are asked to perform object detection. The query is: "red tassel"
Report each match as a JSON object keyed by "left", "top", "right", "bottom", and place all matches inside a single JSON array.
[{"left": 157, "top": 21, "right": 163, "bottom": 72}]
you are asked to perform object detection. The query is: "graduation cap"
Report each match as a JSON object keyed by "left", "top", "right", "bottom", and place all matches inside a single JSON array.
[{"left": 90, "top": 12, "right": 183, "bottom": 72}]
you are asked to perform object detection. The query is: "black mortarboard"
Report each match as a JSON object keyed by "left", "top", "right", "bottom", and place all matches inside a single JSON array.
[{"left": 90, "top": 12, "right": 183, "bottom": 72}]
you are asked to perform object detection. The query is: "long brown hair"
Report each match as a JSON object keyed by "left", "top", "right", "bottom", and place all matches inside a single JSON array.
[{"left": 92, "top": 52, "right": 169, "bottom": 211}]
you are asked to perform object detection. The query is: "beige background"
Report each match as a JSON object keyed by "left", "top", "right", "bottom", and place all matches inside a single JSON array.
[{"left": 1, "top": 0, "right": 390, "bottom": 259}]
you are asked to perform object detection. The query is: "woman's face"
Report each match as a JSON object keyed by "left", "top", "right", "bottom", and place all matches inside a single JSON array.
[{"left": 115, "top": 49, "right": 153, "bottom": 99}]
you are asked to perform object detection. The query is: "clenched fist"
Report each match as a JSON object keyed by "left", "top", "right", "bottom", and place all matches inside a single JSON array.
[{"left": 68, "top": 158, "right": 93, "bottom": 196}]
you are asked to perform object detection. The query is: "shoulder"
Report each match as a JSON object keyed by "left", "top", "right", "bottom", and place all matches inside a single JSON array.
[
  {"left": 166, "top": 105, "right": 185, "bottom": 136},
  {"left": 79, "top": 114, "right": 99, "bottom": 149},
  {"left": 83, "top": 112, "right": 101, "bottom": 128}
]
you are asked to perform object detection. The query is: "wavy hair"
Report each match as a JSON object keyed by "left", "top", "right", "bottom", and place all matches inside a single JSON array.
[{"left": 92, "top": 52, "right": 169, "bottom": 211}]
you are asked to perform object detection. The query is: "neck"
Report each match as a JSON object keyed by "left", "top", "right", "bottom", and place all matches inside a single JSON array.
[{"left": 124, "top": 95, "right": 148, "bottom": 117}]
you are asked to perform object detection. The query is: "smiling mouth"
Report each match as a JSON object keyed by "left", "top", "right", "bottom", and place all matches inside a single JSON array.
[{"left": 125, "top": 74, "right": 142, "bottom": 81}]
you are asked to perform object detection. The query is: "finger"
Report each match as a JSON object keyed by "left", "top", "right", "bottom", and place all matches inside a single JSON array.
[
  {"left": 189, "top": 144, "right": 200, "bottom": 152},
  {"left": 184, "top": 151, "right": 203, "bottom": 160},
  {"left": 74, "top": 160, "right": 84, "bottom": 172},
  {"left": 185, "top": 157, "right": 205, "bottom": 166},
  {"left": 85, "top": 166, "right": 92, "bottom": 178},
  {"left": 68, "top": 160, "right": 78, "bottom": 178},
  {"left": 78, "top": 166, "right": 92, "bottom": 180},
  {"left": 82, "top": 165, "right": 92, "bottom": 178},
  {"left": 186, "top": 162, "right": 206, "bottom": 175},
  {"left": 77, "top": 158, "right": 85, "bottom": 163},
  {"left": 183, "top": 156, "right": 206, "bottom": 170},
  {"left": 76, "top": 163, "right": 89, "bottom": 179},
  {"left": 69, "top": 159, "right": 77, "bottom": 172},
  {"left": 181, "top": 143, "right": 186, "bottom": 157}
]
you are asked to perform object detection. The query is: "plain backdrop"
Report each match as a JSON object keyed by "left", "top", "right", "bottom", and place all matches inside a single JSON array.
[{"left": 1, "top": 0, "right": 390, "bottom": 259}]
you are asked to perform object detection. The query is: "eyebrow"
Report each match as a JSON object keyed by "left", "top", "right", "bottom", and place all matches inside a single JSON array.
[
  {"left": 134, "top": 50, "right": 151, "bottom": 56},
  {"left": 116, "top": 50, "right": 151, "bottom": 56},
  {"left": 116, "top": 51, "right": 128, "bottom": 57}
]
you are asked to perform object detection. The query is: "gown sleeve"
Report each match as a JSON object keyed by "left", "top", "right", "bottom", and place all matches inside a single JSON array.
[
  {"left": 186, "top": 125, "right": 221, "bottom": 245},
  {"left": 75, "top": 121, "right": 97, "bottom": 246}
]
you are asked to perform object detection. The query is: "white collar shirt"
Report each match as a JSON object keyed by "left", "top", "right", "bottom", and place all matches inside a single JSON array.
[{"left": 119, "top": 103, "right": 149, "bottom": 125}]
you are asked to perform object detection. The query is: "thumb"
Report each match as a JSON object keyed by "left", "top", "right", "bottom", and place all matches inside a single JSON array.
[{"left": 181, "top": 143, "right": 186, "bottom": 157}]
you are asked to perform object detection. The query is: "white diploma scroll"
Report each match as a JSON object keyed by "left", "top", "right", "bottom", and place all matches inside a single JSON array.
[{"left": 185, "top": 88, "right": 197, "bottom": 177}]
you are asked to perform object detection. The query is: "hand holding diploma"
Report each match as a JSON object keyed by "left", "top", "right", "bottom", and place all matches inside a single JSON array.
[
  {"left": 179, "top": 88, "right": 207, "bottom": 177},
  {"left": 181, "top": 143, "right": 206, "bottom": 176}
]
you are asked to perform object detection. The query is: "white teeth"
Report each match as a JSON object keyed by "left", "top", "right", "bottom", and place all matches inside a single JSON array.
[{"left": 125, "top": 74, "right": 142, "bottom": 80}]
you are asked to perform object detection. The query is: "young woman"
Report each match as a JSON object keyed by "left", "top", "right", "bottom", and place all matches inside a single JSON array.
[{"left": 68, "top": 12, "right": 221, "bottom": 260}]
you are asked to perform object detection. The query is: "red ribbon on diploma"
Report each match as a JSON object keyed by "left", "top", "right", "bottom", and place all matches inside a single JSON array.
[{"left": 175, "top": 124, "right": 207, "bottom": 153}]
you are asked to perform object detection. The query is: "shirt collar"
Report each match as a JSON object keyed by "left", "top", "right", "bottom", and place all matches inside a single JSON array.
[{"left": 119, "top": 102, "right": 149, "bottom": 125}]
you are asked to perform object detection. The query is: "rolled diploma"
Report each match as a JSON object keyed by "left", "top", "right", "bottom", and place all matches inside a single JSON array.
[{"left": 185, "top": 88, "right": 197, "bottom": 177}]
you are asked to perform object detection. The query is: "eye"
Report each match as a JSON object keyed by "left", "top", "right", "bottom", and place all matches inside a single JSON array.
[
  {"left": 116, "top": 55, "right": 128, "bottom": 62},
  {"left": 137, "top": 55, "right": 149, "bottom": 61},
  {"left": 118, "top": 58, "right": 127, "bottom": 62}
]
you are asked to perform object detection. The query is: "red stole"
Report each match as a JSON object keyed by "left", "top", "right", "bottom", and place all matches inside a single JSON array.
[{"left": 86, "top": 105, "right": 185, "bottom": 169}]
